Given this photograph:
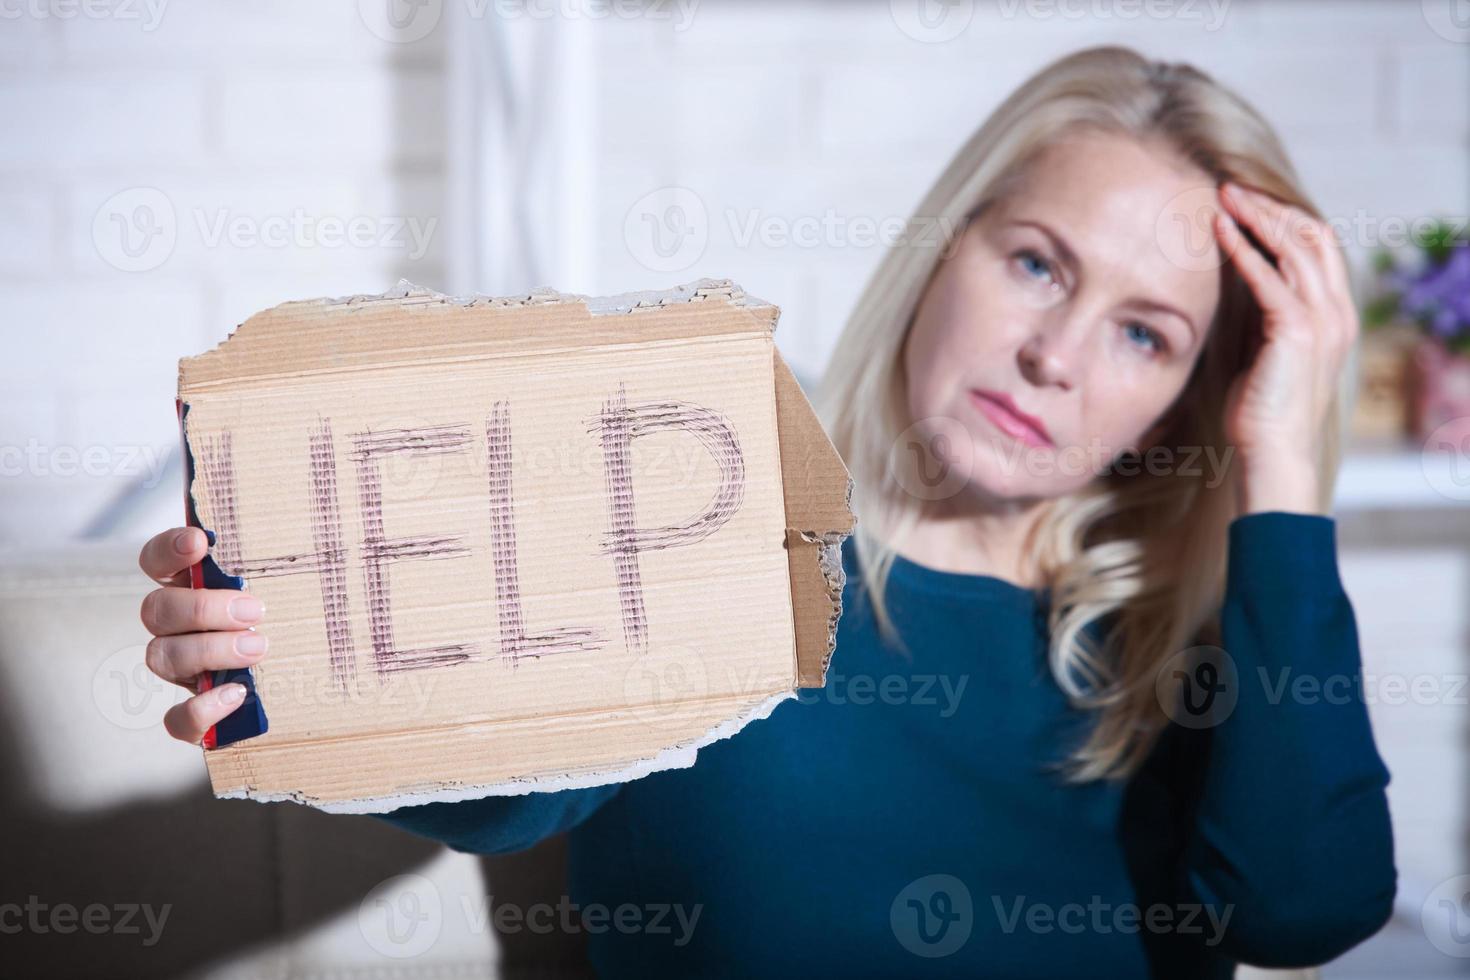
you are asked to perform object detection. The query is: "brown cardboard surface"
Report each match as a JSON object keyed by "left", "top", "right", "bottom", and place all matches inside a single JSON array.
[{"left": 178, "top": 278, "right": 853, "bottom": 812}]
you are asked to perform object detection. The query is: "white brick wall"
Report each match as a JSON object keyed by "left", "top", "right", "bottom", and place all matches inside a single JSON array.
[
  {"left": 0, "top": 3, "right": 447, "bottom": 541},
  {"left": 4, "top": 0, "right": 1464, "bottom": 540},
  {"left": 563, "top": 0, "right": 1470, "bottom": 394}
]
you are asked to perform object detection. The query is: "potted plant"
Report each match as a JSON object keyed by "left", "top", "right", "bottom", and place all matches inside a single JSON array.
[{"left": 1362, "top": 220, "right": 1470, "bottom": 445}]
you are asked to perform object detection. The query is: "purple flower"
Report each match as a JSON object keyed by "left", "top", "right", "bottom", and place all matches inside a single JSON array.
[{"left": 1392, "top": 245, "right": 1470, "bottom": 340}]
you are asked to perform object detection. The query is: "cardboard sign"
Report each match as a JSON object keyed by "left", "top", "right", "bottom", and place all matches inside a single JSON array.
[{"left": 177, "top": 279, "right": 853, "bottom": 812}]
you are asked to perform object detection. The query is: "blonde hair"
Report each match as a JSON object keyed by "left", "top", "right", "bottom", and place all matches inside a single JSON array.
[{"left": 817, "top": 45, "right": 1353, "bottom": 781}]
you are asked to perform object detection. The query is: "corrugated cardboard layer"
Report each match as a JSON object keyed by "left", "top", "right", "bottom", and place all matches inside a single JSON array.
[
  {"left": 179, "top": 278, "right": 853, "bottom": 811},
  {"left": 212, "top": 691, "right": 794, "bottom": 814}
]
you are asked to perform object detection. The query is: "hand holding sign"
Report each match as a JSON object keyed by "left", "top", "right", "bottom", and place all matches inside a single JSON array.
[{"left": 154, "top": 279, "right": 852, "bottom": 813}]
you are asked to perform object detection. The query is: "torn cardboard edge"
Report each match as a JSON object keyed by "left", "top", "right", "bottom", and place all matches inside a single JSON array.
[
  {"left": 224, "top": 690, "right": 797, "bottom": 815},
  {"left": 180, "top": 277, "right": 855, "bottom": 812}
]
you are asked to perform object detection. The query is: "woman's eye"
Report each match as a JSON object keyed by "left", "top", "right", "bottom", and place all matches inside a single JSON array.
[
  {"left": 1014, "top": 249, "right": 1055, "bottom": 283},
  {"left": 1123, "top": 321, "right": 1167, "bottom": 355}
]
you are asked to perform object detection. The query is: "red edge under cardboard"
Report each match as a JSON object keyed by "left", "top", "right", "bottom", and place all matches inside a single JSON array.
[{"left": 176, "top": 397, "right": 217, "bottom": 750}]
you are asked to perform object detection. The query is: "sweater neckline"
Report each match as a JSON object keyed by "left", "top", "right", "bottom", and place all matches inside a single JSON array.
[{"left": 887, "top": 549, "right": 1051, "bottom": 606}]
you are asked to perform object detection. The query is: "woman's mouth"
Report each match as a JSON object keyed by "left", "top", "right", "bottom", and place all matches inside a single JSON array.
[{"left": 967, "top": 389, "right": 1054, "bottom": 449}]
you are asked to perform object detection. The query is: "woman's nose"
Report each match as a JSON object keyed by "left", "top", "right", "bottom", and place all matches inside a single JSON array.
[{"left": 1017, "top": 313, "right": 1088, "bottom": 390}]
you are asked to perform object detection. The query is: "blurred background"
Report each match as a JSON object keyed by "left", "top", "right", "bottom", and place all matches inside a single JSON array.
[{"left": 0, "top": 1, "right": 1467, "bottom": 977}]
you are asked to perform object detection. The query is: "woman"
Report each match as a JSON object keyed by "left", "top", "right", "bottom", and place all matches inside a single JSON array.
[{"left": 137, "top": 46, "right": 1395, "bottom": 976}]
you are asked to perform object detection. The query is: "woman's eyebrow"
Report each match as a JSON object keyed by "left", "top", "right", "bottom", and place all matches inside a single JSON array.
[
  {"left": 1011, "top": 217, "right": 1199, "bottom": 342},
  {"left": 1012, "top": 219, "right": 1081, "bottom": 276},
  {"left": 1126, "top": 296, "right": 1200, "bottom": 342}
]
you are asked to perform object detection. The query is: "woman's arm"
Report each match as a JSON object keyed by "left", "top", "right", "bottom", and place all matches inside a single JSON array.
[
  {"left": 369, "top": 783, "right": 623, "bottom": 855},
  {"left": 1180, "top": 511, "right": 1397, "bottom": 968}
]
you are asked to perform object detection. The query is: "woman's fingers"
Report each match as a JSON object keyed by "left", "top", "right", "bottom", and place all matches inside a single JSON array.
[
  {"left": 163, "top": 684, "right": 247, "bottom": 745},
  {"left": 139, "top": 527, "right": 208, "bottom": 585},
  {"left": 139, "top": 527, "right": 264, "bottom": 743},
  {"left": 1219, "top": 182, "right": 1329, "bottom": 304},
  {"left": 1303, "top": 216, "right": 1359, "bottom": 346},
  {"left": 141, "top": 586, "right": 265, "bottom": 637},
  {"left": 1213, "top": 203, "right": 1294, "bottom": 313},
  {"left": 146, "top": 629, "right": 268, "bottom": 687},
  {"left": 1310, "top": 213, "right": 1351, "bottom": 297}
]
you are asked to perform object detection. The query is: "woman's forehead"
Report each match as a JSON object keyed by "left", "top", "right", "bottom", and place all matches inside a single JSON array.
[{"left": 991, "top": 136, "right": 1223, "bottom": 313}]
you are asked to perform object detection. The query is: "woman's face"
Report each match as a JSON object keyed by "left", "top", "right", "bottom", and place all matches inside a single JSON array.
[{"left": 902, "top": 131, "right": 1224, "bottom": 505}]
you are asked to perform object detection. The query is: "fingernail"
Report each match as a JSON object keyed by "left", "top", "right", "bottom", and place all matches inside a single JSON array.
[
  {"left": 229, "top": 596, "right": 265, "bottom": 623},
  {"left": 218, "top": 683, "right": 245, "bottom": 706},
  {"left": 173, "top": 528, "right": 197, "bottom": 554},
  {"left": 236, "top": 633, "right": 268, "bottom": 658}
]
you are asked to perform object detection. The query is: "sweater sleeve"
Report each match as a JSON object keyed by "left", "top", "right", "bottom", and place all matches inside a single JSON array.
[
  {"left": 1181, "top": 511, "right": 1397, "bottom": 968},
  {"left": 368, "top": 783, "right": 623, "bottom": 855}
]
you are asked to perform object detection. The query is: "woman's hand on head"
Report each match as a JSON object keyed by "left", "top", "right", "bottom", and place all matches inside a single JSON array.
[
  {"left": 138, "top": 527, "right": 268, "bottom": 744},
  {"left": 1212, "top": 181, "right": 1358, "bottom": 516}
]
